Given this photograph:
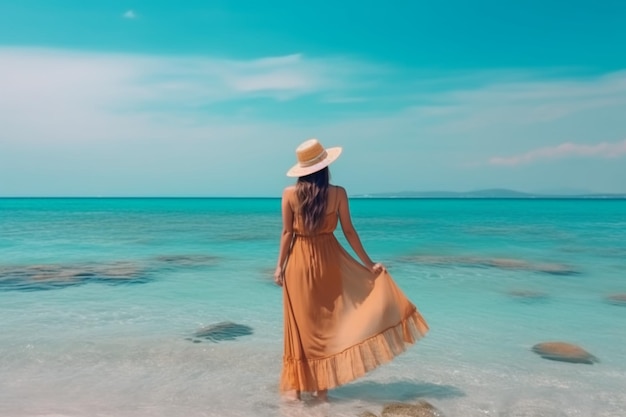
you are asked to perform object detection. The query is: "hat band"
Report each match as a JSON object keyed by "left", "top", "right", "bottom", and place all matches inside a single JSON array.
[{"left": 298, "top": 150, "right": 328, "bottom": 167}]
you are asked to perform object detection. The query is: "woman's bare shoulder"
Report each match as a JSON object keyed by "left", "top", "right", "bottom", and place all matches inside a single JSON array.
[
  {"left": 282, "top": 185, "right": 296, "bottom": 196},
  {"left": 331, "top": 185, "right": 348, "bottom": 197}
]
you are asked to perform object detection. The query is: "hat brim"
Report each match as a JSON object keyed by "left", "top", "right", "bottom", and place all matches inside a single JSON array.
[{"left": 286, "top": 147, "right": 342, "bottom": 177}]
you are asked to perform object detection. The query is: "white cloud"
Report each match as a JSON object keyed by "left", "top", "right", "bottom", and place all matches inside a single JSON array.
[
  {"left": 0, "top": 48, "right": 376, "bottom": 144},
  {"left": 410, "top": 70, "right": 626, "bottom": 135},
  {"left": 489, "top": 139, "right": 626, "bottom": 166},
  {"left": 123, "top": 10, "right": 136, "bottom": 19}
]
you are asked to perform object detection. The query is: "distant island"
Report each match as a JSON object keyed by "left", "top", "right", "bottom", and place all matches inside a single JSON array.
[{"left": 353, "top": 188, "right": 626, "bottom": 199}]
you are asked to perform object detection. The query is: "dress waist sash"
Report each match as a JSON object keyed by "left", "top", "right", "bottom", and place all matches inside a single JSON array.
[{"left": 294, "top": 232, "right": 333, "bottom": 238}]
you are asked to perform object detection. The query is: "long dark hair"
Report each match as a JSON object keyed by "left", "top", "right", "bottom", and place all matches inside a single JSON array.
[{"left": 296, "top": 167, "right": 329, "bottom": 231}]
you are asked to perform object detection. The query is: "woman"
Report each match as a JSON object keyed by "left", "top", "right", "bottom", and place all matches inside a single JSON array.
[{"left": 274, "top": 139, "right": 428, "bottom": 401}]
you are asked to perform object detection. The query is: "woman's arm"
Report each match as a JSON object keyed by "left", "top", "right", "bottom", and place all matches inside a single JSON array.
[
  {"left": 274, "top": 187, "right": 295, "bottom": 286},
  {"left": 336, "top": 186, "right": 384, "bottom": 274}
]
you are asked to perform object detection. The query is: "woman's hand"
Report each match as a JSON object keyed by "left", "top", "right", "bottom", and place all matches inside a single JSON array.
[
  {"left": 274, "top": 266, "right": 284, "bottom": 286},
  {"left": 368, "top": 262, "right": 386, "bottom": 274}
]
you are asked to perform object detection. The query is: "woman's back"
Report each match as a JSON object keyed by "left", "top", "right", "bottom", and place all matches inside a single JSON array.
[{"left": 289, "top": 185, "right": 340, "bottom": 236}]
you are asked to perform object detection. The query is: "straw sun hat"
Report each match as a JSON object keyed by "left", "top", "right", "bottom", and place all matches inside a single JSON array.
[{"left": 286, "top": 139, "right": 342, "bottom": 177}]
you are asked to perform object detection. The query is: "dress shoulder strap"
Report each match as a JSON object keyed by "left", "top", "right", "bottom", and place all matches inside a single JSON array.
[
  {"left": 328, "top": 185, "right": 340, "bottom": 214},
  {"left": 286, "top": 186, "right": 299, "bottom": 213}
]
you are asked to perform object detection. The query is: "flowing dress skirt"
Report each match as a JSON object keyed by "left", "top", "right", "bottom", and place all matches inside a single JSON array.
[{"left": 280, "top": 232, "right": 429, "bottom": 392}]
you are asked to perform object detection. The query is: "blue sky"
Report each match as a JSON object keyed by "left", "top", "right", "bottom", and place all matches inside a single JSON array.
[{"left": 1, "top": 0, "right": 625, "bottom": 196}]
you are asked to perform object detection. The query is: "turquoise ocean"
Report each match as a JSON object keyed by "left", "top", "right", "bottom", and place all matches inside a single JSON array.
[{"left": 1, "top": 198, "right": 625, "bottom": 417}]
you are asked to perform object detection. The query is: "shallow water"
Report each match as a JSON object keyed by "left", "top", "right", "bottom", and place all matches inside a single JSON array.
[{"left": 1, "top": 198, "right": 625, "bottom": 416}]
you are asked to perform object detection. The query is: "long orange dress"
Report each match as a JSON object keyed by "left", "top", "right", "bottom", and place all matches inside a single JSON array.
[{"left": 280, "top": 186, "right": 429, "bottom": 392}]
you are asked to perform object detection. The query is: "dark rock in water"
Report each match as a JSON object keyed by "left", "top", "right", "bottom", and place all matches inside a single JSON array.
[
  {"left": 98, "top": 262, "right": 142, "bottom": 278},
  {"left": 381, "top": 401, "right": 444, "bottom": 417},
  {"left": 533, "top": 263, "right": 579, "bottom": 276},
  {"left": 0, "top": 262, "right": 149, "bottom": 291},
  {"left": 507, "top": 290, "right": 549, "bottom": 301},
  {"left": 192, "top": 321, "right": 253, "bottom": 342},
  {"left": 605, "top": 293, "right": 626, "bottom": 306},
  {"left": 0, "top": 265, "right": 82, "bottom": 291},
  {"left": 155, "top": 254, "right": 219, "bottom": 267},
  {"left": 399, "top": 255, "right": 579, "bottom": 276},
  {"left": 532, "top": 342, "right": 598, "bottom": 364},
  {"left": 482, "top": 258, "right": 579, "bottom": 275},
  {"left": 89, "top": 262, "right": 149, "bottom": 285}
]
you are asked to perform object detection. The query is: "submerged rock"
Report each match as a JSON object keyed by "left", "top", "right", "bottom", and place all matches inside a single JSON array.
[
  {"left": 487, "top": 258, "right": 529, "bottom": 269},
  {"left": 381, "top": 401, "right": 444, "bottom": 417},
  {"left": 605, "top": 293, "right": 626, "bottom": 306},
  {"left": 98, "top": 262, "right": 143, "bottom": 278},
  {"left": 0, "top": 262, "right": 148, "bottom": 291},
  {"left": 5, "top": 264, "right": 82, "bottom": 280},
  {"left": 532, "top": 342, "right": 598, "bottom": 364},
  {"left": 191, "top": 321, "right": 253, "bottom": 343},
  {"left": 155, "top": 254, "right": 219, "bottom": 267},
  {"left": 507, "top": 290, "right": 549, "bottom": 301},
  {"left": 532, "top": 263, "right": 579, "bottom": 276},
  {"left": 399, "top": 255, "right": 578, "bottom": 276}
]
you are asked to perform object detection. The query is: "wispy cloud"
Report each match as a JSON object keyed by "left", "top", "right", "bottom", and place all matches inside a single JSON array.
[
  {"left": 122, "top": 10, "right": 136, "bottom": 19},
  {"left": 410, "top": 70, "right": 626, "bottom": 135},
  {"left": 0, "top": 48, "right": 374, "bottom": 110},
  {"left": 489, "top": 139, "right": 626, "bottom": 166},
  {"left": 0, "top": 47, "right": 379, "bottom": 144}
]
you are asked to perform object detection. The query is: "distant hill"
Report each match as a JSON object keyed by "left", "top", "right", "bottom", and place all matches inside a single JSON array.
[{"left": 354, "top": 188, "right": 626, "bottom": 199}]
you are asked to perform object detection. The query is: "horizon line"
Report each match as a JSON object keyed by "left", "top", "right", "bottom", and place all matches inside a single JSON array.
[{"left": 2, "top": 195, "right": 626, "bottom": 200}]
